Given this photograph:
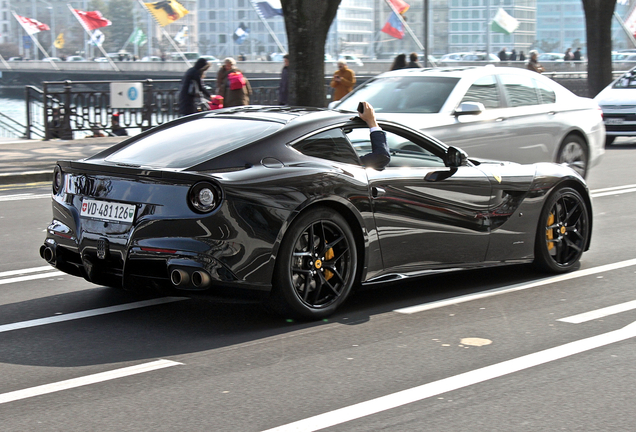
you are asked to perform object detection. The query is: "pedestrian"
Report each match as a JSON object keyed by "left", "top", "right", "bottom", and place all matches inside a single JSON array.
[
  {"left": 564, "top": 47, "right": 574, "bottom": 60},
  {"left": 279, "top": 54, "right": 289, "bottom": 105},
  {"left": 526, "top": 50, "right": 545, "bottom": 73},
  {"left": 390, "top": 53, "right": 407, "bottom": 70},
  {"left": 110, "top": 113, "right": 128, "bottom": 136},
  {"left": 178, "top": 57, "right": 212, "bottom": 116},
  {"left": 406, "top": 52, "right": 421, "bottom": 68},
  {"left": 573, "top": 47, "right": 582, "bottom": 61},
  {"left": 509, "top": 49, "right": 517, "bottom": 61},
  {"left": 498, "top": 47, "right": 508, "bottom": 61},
  {"left": 330, "top": 60, "right": 356, "bottom": 101},
  {"left": 519, "top": 51, "right": 526, "bottom": 61},
  {"left": 221, "top": 57, "right": 252, "bottom": 107}
]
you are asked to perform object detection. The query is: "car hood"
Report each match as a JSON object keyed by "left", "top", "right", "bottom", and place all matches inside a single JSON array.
[{"left": 594, "top": 87, "right": 636, "bottom": 106}]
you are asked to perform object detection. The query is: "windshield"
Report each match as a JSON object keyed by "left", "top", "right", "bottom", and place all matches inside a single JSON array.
[
  {"left": 105, "top": 117, "right": 283, "bottom": 169},
  {"left": 613, "top": 69, "right": 636, "bottom": 88},
  {"left": 336, "top": 76, "right": 460, "bottom": 114}
]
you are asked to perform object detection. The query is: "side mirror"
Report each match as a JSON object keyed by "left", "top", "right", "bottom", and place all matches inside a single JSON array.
[
  {"left": 446, "top": 146, "right": 468, "bottom": 167},
  {"left": 454, "top": 102, "right": 485, "bottom": 116}
]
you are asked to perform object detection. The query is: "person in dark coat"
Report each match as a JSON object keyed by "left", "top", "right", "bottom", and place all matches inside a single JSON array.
[
  {"left": 509, "top": 49, "right": 517, "bottom": 61},
  {"left": 498, "top": 47, "right": 508, "bottom": 61},
  {"left": 406, "top": 52, "right": 422, "bottom": 68},
  {"left": 357, "top": 101, "right": 390, "bottom": 170},
  {"left": 519, "top": 51, "right": 526, "bottom": 61},
  {"left": 279, "top": 54, "right": 289, "bottom": 105},
  {"left": 573, "top": 47, "right": 582, "bottom": 61},
  {"left": 110, "top": 113, "right": 128, "bottom": 136},
  {"left": 178, "top": 58, "right": 212, "bottom": 116},
  {"left": 390, "top": 53, "right": 407, "bottom": 70}
]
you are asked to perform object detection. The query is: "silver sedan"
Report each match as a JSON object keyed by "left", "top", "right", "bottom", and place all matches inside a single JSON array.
[{"left": 332, "top": 66, "right": 605, "bottom": 178}]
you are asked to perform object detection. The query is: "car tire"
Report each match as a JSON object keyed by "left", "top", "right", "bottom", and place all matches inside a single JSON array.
[
  {"left": 534, "top": 187, "right": 590, "bottom": 273},
  {"left": 269, "top": 207, "right": 357, "bottom": 319},
  {"left": 557, "top": 135, "right": 588, "bottom": 178},
  {"left": 605, "top": 135, "right": 616, "bottom": 147}
]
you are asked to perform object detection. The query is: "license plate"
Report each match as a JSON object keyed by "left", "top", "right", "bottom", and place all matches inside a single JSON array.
[
  {"left": 80, "top": 199, "right": 136, "bottom": 223},
  {"left": 605, "top": 118, "right": 624, "bottom": 125}
]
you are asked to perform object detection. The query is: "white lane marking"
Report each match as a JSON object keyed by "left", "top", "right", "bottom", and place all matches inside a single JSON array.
[
  {"left": 591, "top": 188, "right": 636, "bottom": 198},
  {"left": 558, "top": 299, "right": 636, "bottom": 324},
  {"left": 590, "top": 184, "right": 636, "bottom": 193},
  {"left": 0, "top": 297, "right": 189, "bottom": 333},
  {"left": 0, "top": 359, "right": 182, "bottom": 405},
  {"left": 0, "top": 266, "right": 57, "bottom": 278},
  {"left": 0, "top": 193, "right": 50, "bottom": 202},
  {"left": 261, "top": 320, "right": 636, "bottom": 432},
  {"left": 0, "top": 271, "right": 65, "bottom": 286},
  {"left": 394, "top": 258, "right": 636, "bottom": 315}
]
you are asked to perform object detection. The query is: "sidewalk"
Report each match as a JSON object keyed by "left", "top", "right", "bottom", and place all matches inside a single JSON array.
[{"left": 0, "top": 136, "right": 127, "bottom": 185}]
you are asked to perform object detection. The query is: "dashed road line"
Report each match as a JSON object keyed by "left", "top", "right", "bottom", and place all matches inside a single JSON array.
[
  {"left": 558, "top": 299, "right": 636, "bottom": 324},
  {"left": 0, "top": 297, "right": 189, "bottom": 333},
  {"left": 394, "top": 258, "right": 636, "bottom": 315},
  {"left": 0, "top": 359, "right": 182, "bottom": 405}
]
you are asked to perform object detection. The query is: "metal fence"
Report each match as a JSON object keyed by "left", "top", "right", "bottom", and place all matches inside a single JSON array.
[{"left": 23, "top": 78, "right": 281, "bottom": 140}]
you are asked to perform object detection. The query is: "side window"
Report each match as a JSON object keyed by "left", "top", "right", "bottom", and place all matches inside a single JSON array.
[
  {"left": 534, "top": 78, "right": 556, "bottom": 104},
  {"left": 293, "top": 128, "right": 361, "bottom": 165},
  {"left": 461, "top": 75, "right": 501, "bottom": 109},
  {"left": 500, "top": 74, "right": 540, "bottom": 107},
  {"left": 345, "top": 128, "right": 445, "bottom": 168}
]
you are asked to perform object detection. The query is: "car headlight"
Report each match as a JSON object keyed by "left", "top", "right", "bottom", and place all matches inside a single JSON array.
[
  {"left": 53, "top": 165, "right": 64, "bottom": 194},
  {"left": 188, "top": 181, "right": 222, "bottom": 213}
]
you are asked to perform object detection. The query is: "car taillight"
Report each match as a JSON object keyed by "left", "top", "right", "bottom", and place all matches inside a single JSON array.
[
  {"left": 52, "top": 165, "right": 64, "bottom": 194},
  {"left": 188, "top": 181, "right": 222, "bottom": 213}
]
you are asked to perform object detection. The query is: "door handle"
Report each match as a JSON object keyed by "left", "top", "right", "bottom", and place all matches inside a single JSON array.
[
  {"left": 496, "top": 117, "right": 506, "bottom": 122},
  {"left": 372, "top": 187, "right": 386, "bottom": 198}
]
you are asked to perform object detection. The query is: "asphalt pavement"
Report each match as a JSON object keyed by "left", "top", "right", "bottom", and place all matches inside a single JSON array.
[{"left": 0, "top": 136, "right": 127, "bottom": 184}]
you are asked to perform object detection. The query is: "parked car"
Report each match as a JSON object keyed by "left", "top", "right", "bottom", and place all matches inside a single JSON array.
[
  {"left": 93, "top": 57, "right": 108, "bottom": 62},
  {"left": 462, "top": 52, "right": 500, "bottom": 62},
  {"left": 330, "top": 66, "right": 605, "bottom": 178},
  {"left": 439, "top": 52, "right": 472, "bottom": 62},
  {"left": 8, "top": 56, "right": 24, "bottom": 61},
  {"left": 66, "top": 56, "right": 86, "bottom": 62},
  {"left": 42, "top": 57, "right": 62, "bottom": 62},
  {"left": 40, "top": 107, "right": 593, "bottom": 319},
  {"left": 140, "top": 56, "right": 162, "bottom": 62},
  {"left": 594, "top": 66, "right": 636, "bottom": 146},
  {"left": 538, "top": 53, "right": 565, "bottom": 62},
  {"left": 338, "top": 54, "right": 364, "bottom": 66}
]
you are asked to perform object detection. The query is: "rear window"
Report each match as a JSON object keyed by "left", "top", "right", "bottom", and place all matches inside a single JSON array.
[
  {"left": 337, "top": 76, "right": 460, "bottom": 114},
  {"left": 105, "top": 117, "right": 283, "bottom": 169}
]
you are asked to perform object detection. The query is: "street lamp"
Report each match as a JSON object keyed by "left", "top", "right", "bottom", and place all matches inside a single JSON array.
[{"left": 34, "top": 0, "right": 56, "bottom": 57}]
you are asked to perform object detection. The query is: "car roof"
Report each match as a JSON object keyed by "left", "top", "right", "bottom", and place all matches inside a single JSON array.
[{"left": 373, "top": 65, "right": 533, "bottom": 79}]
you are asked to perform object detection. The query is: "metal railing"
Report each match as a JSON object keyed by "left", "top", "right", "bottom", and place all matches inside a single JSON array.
[{"left": 23, "top": 78, "right": 281, "bottom": 140}]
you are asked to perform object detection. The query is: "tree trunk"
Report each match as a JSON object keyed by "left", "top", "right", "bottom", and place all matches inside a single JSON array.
[
  {"left": 281, "top": 0, "right": 341, "bottom": 107},
  {"left": 582, "top": 0, "right": 616, "bottom": 97}
]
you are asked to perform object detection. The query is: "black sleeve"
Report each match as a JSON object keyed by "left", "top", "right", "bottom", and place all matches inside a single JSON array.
[
  {"left": 360, "top": 130, "right": 390, "bottom": 169},
  {"left": 198, "top": 76, "right": 212, "bottom": 99}
]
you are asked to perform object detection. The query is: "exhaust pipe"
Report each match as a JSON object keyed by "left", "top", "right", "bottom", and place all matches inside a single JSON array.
[
  {"left": 40, "top": 245, "right": 56, "bottom": 264},
  {"left": 170, "top": 269, "right": 190, "bottom": 286},
  {"left": 192, "top": 270, "right": 211, "bottom": 288}
]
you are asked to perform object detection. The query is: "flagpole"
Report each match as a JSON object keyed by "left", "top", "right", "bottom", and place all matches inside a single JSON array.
[
  {"left": 614, "top": 11, "right": 636, "bottom": 49},
  {"left": 136, "top": 0, "right": 192, "bottom": 66},
  {"left": 248, "top": 0, "right": 286, "bottom": 54},
  {"left": 67, "top": 4, "right": 120, "bottom": 71},
  {"left": 383, "top": 0, "right": 424, "bottom": 51},
  {"left": 11, "top": 11, "right": 60, "bottom": 70}
]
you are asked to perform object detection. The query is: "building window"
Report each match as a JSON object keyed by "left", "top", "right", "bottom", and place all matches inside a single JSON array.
[
  {"left": 219, "top": 34, "right": 226, "bottom": 44},
  {"left": 208, "top": 11, "right": 215, "bottom": 20}
]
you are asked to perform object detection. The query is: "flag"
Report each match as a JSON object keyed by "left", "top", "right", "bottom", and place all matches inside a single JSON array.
[
  {"left": 491, "top": 8, "right": 519, "bottom": 35},
  {"left": 73, "top": 9, "right": 112, "bottom": 31},
  {"left": 91, "top": 29, "right": 105, "bottom": 46},
  {"left": 174, "top": 25, "right": 188, "bottom": 45},
  {"left": 14, "top": 14, "right": 50, "bottom": 36},
  {"left": 251, "top": 0, "right": 283, "bottom": 19},
  {"left": 144, "top": 0, "right": 189, "bottom": 27},
  {"left": 233, "top": 23, "right": 249, "bottom": 44},
  {"left": 387, "top": 0, "right": 409, "bottom": 14},
  {"left": 382, "top": 12, "right": 405, "bottom": 39},
  {"left": 127, "top": 28, "right": 147, "bottom": 47},
  {"left": 54, "top": 32, "right": 64, "bottom": 49}
]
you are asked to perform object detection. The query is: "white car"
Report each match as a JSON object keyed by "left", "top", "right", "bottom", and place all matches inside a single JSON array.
[
  {"left": 141, "top": 56, "right": 162, "bottom": 62},
  {"left": 331, "top": 66, "right": 605, "bottom": 178},
  {"left": 594, "top": 66, "right": 636, "bottom": 146},
  {"left": 338, "top": 54, "right": 363, "bottom": 66},
  {"left": 66, "top": 56, "right": 86, "bottom": 62}
]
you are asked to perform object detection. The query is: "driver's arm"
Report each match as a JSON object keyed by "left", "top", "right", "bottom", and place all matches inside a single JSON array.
[{"left": 358, "top": 102, "right": 390, "bottom": 169}]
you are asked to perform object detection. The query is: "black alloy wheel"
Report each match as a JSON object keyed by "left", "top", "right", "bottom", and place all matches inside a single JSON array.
[
  {"left": 557, "top": 135, "right": 588, "bottom": 178},
  {"left": 534, "top": 187, "right": 590, "bottom": 273},
  {"left": 271, "top": 207, "right": 357, "bottom": 319}
]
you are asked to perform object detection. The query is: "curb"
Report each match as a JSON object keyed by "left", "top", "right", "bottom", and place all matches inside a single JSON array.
[{"left": 0, "top": 170, "right": 52, "bottom": 185}]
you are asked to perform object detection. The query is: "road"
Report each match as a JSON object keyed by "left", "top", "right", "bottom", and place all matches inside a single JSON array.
[{"left": 1, "top": 141, "right": 636, "bottom": 431}]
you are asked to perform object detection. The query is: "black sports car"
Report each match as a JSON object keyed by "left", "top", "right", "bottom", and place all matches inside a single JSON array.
[{"left": 40, "top": 107, "right": 592, "bottom": 319}]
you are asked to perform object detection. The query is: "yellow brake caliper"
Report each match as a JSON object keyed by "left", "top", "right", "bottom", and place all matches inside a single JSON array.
[
  {"left": 546, "top": 213, "right": 555, "bottom": 251},
  {"left": 324, "top": 246, "right": 335, "bottom": 280}
]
